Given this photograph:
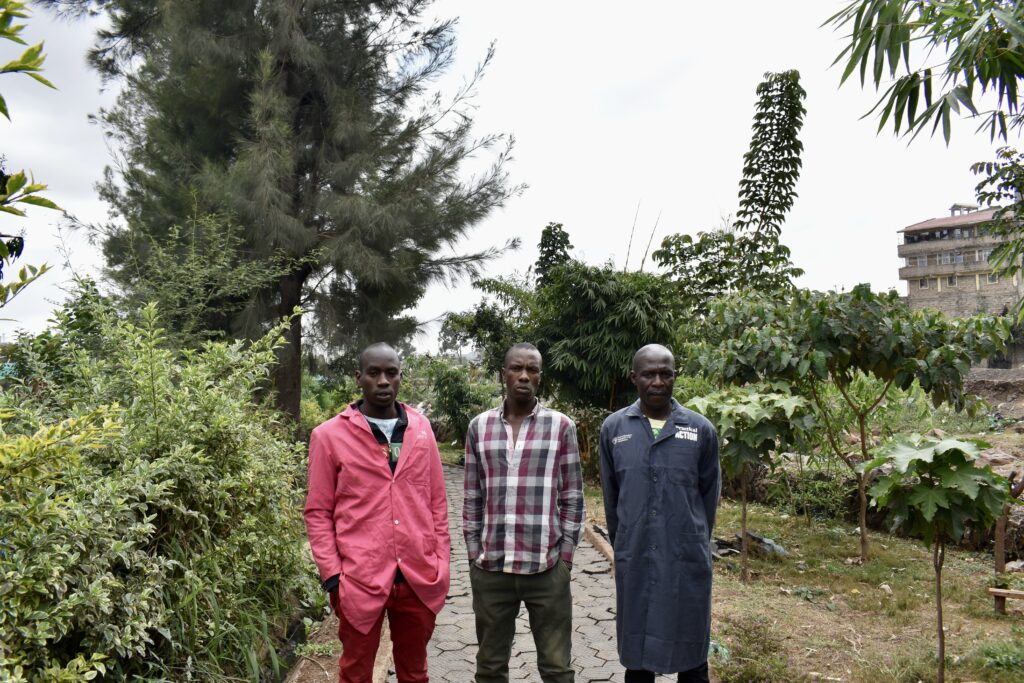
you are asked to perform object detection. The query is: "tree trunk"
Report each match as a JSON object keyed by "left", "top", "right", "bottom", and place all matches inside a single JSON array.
[
  {"left": 856, "top": 414, "right": 871, "bottom": 562},
  {"left": 741, "top": 466, "right": 750, "bottom": 582},
  {"left": 274, "top": 268, "right": 306, "bottom": 426},
  {"left": 994, "top": 506, "right": 1008, "bottom": 615},
  {"left": 934, "top": 540, "right": 946, "bottom": 683},
  {"left": 857, "top": 472, "right": 869, "bottom": 562}
]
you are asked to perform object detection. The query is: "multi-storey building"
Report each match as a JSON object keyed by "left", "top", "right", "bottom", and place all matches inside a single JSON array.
[{"left": 898, "top": 204, "right": 1023, "bottom": 317}]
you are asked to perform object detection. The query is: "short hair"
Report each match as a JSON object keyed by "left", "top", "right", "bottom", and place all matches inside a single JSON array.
[
  {"left": 359, "top": 342, "right": 399, "bottom": 372},
  {"left": 631, "top": 343, "right": 675, "bottom": 372},
  {"left": 503, "top": 342, "right": 541, "bottom": 368}
]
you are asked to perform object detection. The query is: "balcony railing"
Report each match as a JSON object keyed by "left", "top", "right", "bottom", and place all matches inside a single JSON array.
[{"left": 898, "top": 260, "right": 995, "bottom": 280}]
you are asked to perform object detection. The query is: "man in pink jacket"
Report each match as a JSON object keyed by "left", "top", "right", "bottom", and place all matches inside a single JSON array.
[{"left": 304, "top": 343, "right": 451, "bottom": 683}]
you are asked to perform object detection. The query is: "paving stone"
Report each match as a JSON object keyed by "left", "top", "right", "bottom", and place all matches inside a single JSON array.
[{"left": 424, "top": 465, "right": 621, "bottom": 683}]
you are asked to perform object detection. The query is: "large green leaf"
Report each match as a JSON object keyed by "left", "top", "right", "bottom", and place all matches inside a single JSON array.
[{"left": 908, "top": 486, "right": 951, "bottom": 522}]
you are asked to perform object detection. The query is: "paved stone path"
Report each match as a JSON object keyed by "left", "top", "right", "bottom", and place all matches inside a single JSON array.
[{"left": 397, "top": 465, "right": 623, "bottom": 683}]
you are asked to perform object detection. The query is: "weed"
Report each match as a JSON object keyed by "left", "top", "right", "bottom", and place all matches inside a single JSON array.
[
  {"left": 295, "top": 640, "right": 340, "bottom": 658},
  {"left": 712, "top": 616, "right": 805, "bottom": 683},
  {"left": 975, "top": 625, "right": 1024, "bottom": 674}
]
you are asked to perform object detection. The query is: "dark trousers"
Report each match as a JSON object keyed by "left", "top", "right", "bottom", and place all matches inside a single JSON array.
[
  {"left": 469, "top": 561, "right": 574, "bottom": 683},
  {"left": 624, "top": 663, "right": 710, "bottom": 683}
]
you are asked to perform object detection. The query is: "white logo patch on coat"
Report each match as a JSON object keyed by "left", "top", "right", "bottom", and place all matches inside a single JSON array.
[
  {"left": 612, "top": 434, "right": 633, "bottom": 445},
  {"left": 675, "top": 427, "right": 698, "bottom": 442}
]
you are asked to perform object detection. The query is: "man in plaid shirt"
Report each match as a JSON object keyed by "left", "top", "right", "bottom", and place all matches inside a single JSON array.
[{"left": 463, "top": 342, "right": 584, "bottom": 683}]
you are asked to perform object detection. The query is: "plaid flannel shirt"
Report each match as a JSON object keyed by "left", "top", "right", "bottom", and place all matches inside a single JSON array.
[{"left": 463, "top": 401, "right": 584, "bottom": 574}]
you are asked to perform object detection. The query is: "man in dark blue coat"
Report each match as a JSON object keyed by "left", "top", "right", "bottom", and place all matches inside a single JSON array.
[{"left": 598, "top": 344, "right": 720, "bottom": 683}]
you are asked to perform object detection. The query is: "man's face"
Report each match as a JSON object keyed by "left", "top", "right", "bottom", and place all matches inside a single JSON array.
[
  {"left": 356, "top": 347, "right": 402, "bottom": 411},
  {"left": 630, "top": 351, "right": 676, "bottom": 413},
  {"left": 502, "top": 349, "right": 542, "bottom": 403}
]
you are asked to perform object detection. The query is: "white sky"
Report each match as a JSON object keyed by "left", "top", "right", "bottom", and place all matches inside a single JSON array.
[{"left": 1, "top": 1, "right": 1013, "bottom": 349}]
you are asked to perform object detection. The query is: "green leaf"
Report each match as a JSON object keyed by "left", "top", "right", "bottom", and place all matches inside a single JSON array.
[
  {"left": 936, "top": 464, "right": 982, "bottom": 499},
  {"left": 908, "top": 486, "right": 950, "bottom": 522},
  {"left": 17, "top": 195, "right": 60, "bottom": 210}
]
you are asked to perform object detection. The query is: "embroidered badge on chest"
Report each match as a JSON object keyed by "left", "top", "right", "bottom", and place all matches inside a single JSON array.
[
  {"left": 675, "top": 426, "right": 698, "bottom": 442},
  {"left": 612, "top": 433, "right": 632, "bottom": 445}
]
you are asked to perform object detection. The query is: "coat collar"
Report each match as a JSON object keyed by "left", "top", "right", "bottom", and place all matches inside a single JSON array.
[
  {"left": 625, "top": 398, "right": 691, "bottom": 444},
  {"left": 340, "top": 400, "right": 410, "bottom": 434}
]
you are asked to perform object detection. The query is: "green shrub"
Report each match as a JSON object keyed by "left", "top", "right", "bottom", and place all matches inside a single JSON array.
[
  {"left": 550, "top": 401, "right": 610, "bottom": 482},
  {"left": 1, "top": 299, "right": 316, "bottom": 681},
  {"left": 430, "top": 361, "right": 494, "bottom": 443}
]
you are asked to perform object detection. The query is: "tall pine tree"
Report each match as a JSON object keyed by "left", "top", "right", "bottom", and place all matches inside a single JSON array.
[{"left": 42, "top": 0, "right": 519, "bottom": 420}]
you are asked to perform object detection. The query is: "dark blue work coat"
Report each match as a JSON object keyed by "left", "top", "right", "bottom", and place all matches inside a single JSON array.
[{"left": 598, "top": 399, "right": 721, "bottom": 673}]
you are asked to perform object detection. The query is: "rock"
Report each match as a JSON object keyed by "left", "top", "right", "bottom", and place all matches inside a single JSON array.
[
  {"left": 1005, "top": 560, "right": 1024, "bottom": 573},
  {"left": 711, "top": 536, "right": 740, "bottom": 560},
  {"left": 929, "top": 428, "right": 946, "bottom": 439},
  {"left": 739, "top": 531, "right": 788, "bottom": 557},
  {"left": 981, "top": 449, "right": 1016, "bottom": 467},
  {"left": 879, "top": 583, "right": 893, "bottom": 596}
]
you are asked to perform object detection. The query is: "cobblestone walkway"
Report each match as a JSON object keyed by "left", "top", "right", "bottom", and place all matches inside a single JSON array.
[{"left": 384, "top": 465, "right": 625, "bottom": 682}]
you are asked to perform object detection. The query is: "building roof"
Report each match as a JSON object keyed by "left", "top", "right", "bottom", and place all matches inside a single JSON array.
[{"left": 901, "top": 207, "right": 999, "bottom": 233}]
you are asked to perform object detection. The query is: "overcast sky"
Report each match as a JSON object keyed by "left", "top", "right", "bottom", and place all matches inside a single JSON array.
[{"left": 1, "top": 1, "right": 1013, "bottom": 349}]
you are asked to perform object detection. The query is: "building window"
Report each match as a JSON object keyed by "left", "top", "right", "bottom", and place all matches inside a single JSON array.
[
  {"left": 947, "top": 275, "right": 957, "bottom": 287},
  {"left": 917, "top": 254, "right": 928, "bottom": 267},
  {"left": 941, "top": 252, "right": 952, "bottom": 264},
  {"left": 954, "top": 252, "right": 964, "bottom": 264},
  {"left": 919, "top": 279, "right": 929, "bottom": 289},
  {"left": 954, "top": 228, "right": 962, "bottom": 239},
  {"left": 988, "top": 272, "right": 999, "bottom": 284},
  {"left": 983, "top": 249, "right": 993, "bottom": 261}
]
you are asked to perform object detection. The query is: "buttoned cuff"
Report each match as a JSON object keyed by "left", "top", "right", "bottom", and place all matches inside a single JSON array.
[
  {"left": 559, "top": 540, "right": 576, "bottom": 564},
  {"left": 466, "top": 540, "right": 481, "bottom": 563}
]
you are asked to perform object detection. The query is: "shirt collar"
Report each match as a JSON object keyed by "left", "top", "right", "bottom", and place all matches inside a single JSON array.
[{"left": 498, "top": 397, "right": 541, "bottom": 421}]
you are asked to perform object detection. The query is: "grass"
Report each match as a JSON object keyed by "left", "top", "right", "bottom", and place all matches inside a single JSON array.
[
  {"left": 438, "top": 442, "right": 463, "bottom": 467},
  {"left": 580, "top": 483, "right": 1023, "bottom": 682}
]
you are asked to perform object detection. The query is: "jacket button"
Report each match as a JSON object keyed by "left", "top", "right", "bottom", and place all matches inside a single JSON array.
[{"left": 394, "top": 520, "right": 400, "bottom": 525}]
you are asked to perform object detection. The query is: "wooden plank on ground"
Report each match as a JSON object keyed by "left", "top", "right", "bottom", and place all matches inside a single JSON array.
[{"left": 987, "top": 587, "right": 1024, "bottom": 599}]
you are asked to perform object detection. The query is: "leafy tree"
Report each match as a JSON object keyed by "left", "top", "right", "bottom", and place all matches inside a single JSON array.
[
  {"left": 440, "top": 272, "right": 539, "bottom": 377},
  {"left": 113, "top": 211, "right": 296, "bottom": 347},
  {"left": 969, "top": 146, "right": 1024, "bottom": 319},
  {"left": 699, "top": 285, "right": 1010, "bottom": 561},
  {"left": 1, "top": 0, "right": 60, "bottom": 311},
  {"left": 535, "top": 262, "right": 677, "bottom": 409},
  {"left": 429, "top": 360, "right": 493, "bottom": 443},
  {"left": 827, "top": 1, "right": 1024, "bottom": 143},
  {"left": 41, "top": 0, "right": 519, "bottom": 421},
  {"left": 653, "top": 71, "right": 805, "bottom": 315},
  {"left": 653, "top": 228, "right": 802, "bottom": 317},
  {"left": 689, "top": 386, "right": 813, "bottom": 581},
  {"left": 535, "top": 221, "right": 572, "bottom": 287},
  {"left": 734, "top": 70, "right": 807, "bottom": 241},
  {"left": 866, "top": 436, "right": 1011, "bottom": 683}
]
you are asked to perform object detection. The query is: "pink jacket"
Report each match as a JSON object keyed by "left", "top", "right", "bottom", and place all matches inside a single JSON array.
[{"left": 304, "top": 403, "right": 451, "bottom": 634}]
